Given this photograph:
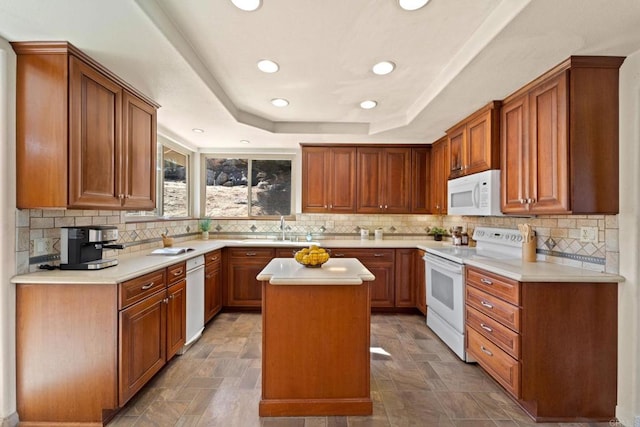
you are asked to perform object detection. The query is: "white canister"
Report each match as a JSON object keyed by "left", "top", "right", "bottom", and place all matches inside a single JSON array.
[
  {"left": 360, "top": 228, "right": 370, "bottom": 240},
  {"left": 374, "top": 228, "right": 384, "bottom": 240}
]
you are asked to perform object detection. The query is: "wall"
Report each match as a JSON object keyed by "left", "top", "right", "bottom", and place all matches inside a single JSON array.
[{"left": 0, "top": 39, "right": 18, "bottom": 427}]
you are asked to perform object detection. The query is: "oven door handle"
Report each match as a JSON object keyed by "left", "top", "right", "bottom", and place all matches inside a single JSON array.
[{"left": 423, "top": 254, "right": 463, "bottom": 274}]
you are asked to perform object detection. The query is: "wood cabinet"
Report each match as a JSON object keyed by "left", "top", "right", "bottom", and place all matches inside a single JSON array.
[
  {"left": 12, "top": 41, "right": 158, "bottom": 210},
  {"left": 224, "top": 247, "right": 275, "bottom": 308},
  {"left": 410, "top": 147, "right": 431, "bottom": 213},
  {"left": 332, "top": 248, "right": 395, "bottom": 308},
  {"left": 394, "top": 249, "right": 415, "bottom": 307},
  {"left": 204, "top": 249, "right": 223, "bottom": 322},
  {"left": 501, "top": 56, "right": 624, "bottom": 215},
  {"left": 447, "top": 101, "right": 501, "bottom": 179},
  {"left": 465, "top": 266, "right": 617, "bottom": 421},
  {"left": 166, "top": 262, "right": 186, "bottom": 360},
  {"left": 429, "top": 137, "right": 448, "bottom": 214},
  {"left": 357, "top": 147, "right": 412, "bottom": 213},
  {"left": 301, "top": 146, "right": 357, "bottom": 213},
  {"left": 414, "top": 249, "right": 427, "bottom": 315}
]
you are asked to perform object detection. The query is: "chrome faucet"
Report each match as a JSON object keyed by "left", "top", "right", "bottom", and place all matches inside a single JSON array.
[{"left": 280, "top": 216, "right": 286, "bottom": 241}]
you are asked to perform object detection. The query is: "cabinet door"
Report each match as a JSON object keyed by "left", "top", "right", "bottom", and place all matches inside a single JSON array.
[
  {"left": 466, "top": 109, "right": 494, "bottom": 175},
  {"left": 166, "top": 279, "right": 186, "bottom": 360},
  {"left": 225, "top": 248, "right": 274, "bottom": 308},
  {"left": 448, "top": 124, "right": 465, "bottom": 179},
  {"left": 383, "top": 148, "right": 412, "bottom": 213},
  {"left": 122, "top": 91, "right": 156, "bottom": 210},
  {"left": 411, "top": 147, "right": 431, "bottom": 213},
  {"left": 68, "top": 56, "right": 122, "bottom": 208},
  {"left": 119, "top": 290, "right": 166, "bottom": 406},
  {"left": 528, "top": 72, "right": 569, "bottom": 213},
  {"left": 333, "top": 249, "right": 395, "bottom": 308},
  {"left": 501, "top": 94, "right": 529, "bottom": 213},
  {"left": 356, "top": 148, "right": 384, "bottom": 213},
  {"left": 301, "top": 147, "right": 330, "bottom": 213},
  {"left": 430, "top": 137, "right": 448, "bottom": 214},
  {"left": 205, "top": 260, "right": 222, "bottom": 323},
  {"left": 328, "top": 147, "right": 357, "bottom": 213},
  {"left": 394, "top": 249, "right": 415, "bottom": 307}
]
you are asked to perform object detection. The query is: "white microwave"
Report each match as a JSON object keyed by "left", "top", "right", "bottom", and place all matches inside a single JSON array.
[{"left": 447, "top": 169, "right": 502, "bottom": 216}]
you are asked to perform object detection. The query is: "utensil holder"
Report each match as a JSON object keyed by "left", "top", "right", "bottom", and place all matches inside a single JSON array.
[{"left": 522, "top": 239, "right": 536, "bottom": 262}]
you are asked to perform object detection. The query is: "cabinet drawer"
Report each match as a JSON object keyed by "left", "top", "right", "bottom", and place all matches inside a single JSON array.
[
  {"left": 166, "top": 262, "right": 186, "bottom": 284},
  {"left": 205, "top": 249, "right": 221, "bottom": 265},
  {"left": 466, "top": 327, "right": 520, "bottom": 398},
  {"left": 119, "top": 270, "right": 166, "bottom": 309},
  {"left": 331, "top": 248, "right": 395, "bottom": 264},
  {"left": 466, "top": 266, "right": 520, "bottom": 304},
  {"left": 466, "top": 305, "right": 520, "bottom": 359},
  {"left": 466, "top": 285, "right": 520, "bottom": 332},
  {"left": 227, "top": 247, "right": 274, "bottom": 260}
]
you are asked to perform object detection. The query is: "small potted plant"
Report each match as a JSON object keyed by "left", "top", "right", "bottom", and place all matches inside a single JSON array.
[
  {"left": 199, "top": 218, "right": 212, "bottom": 240},
  {"left": 428, "top": 226, "right": 448, "bottom": 241}
]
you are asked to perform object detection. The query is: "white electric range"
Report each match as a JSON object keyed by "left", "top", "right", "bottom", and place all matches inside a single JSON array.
[{"left": 423, "top": 227, "right": 525, "bottom": 362}]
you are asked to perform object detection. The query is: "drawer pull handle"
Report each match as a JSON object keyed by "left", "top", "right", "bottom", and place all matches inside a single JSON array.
[
  {"left": 374, "top": 253, "right": 385, "bottom": 257},
  {"left": 246, "top": 252, "right": 257, "bottom": 256},
  {"left": 480, "top": 278, "right": 493, "bottom": 285},
  {"left": 334, "top": 253, "right": 345, "bottom": 257},
  {"left": 141, "top": 282, "right": 154, "bottom": 290},
  {"left": 480, "top": 301, "right": 494, "bottom": 309},
  {"left": 480, "top": 323, "right": 493, "bottom": 333},
  {"left": 173, "top": 269, "right": 183, "bottom": 276},
  {"left": 480, "top": 346, "right": 493, "bottom": 356},
  {"left": 210, "top": 256, "right": 218, "bottom": 261}
]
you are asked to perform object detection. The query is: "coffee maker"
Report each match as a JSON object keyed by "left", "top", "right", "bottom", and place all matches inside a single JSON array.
[{"left": 60, "top": 226, "right": 123, "bottom": 270}]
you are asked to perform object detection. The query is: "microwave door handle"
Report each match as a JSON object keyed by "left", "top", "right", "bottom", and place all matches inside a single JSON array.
[{"left": 473, "top": 182, "right": 480, "bottom": 208}]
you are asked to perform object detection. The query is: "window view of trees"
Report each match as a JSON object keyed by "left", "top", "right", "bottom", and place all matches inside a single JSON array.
[
  {"left": 162, "top": 148, "right": 189, "bottom": 217},
  {"left": 204, "top": 157, "right": 292, "bottom": 218}
]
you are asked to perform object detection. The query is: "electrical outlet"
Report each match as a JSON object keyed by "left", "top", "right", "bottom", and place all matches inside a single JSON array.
[
  {"left": 33, "top": 238, "right": 53, "bottom": 256},
  {"left": 579, "top": 226, "right": 598, "bottom": 243}
]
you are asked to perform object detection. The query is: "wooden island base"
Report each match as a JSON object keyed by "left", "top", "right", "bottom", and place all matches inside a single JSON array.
[{"left": 259, "top": 279, "right": 372, "bottom": 417}]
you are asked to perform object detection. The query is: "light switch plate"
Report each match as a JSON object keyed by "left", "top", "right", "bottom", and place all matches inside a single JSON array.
[{"left": 579, "top": 226, "right": 598, "bottom": 243}]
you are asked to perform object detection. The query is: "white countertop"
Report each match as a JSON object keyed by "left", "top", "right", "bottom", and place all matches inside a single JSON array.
[
  {"left": 11, "top": 238, "right": 623, "bottom": 284},
  {"left": 257, "top": 258, "right": 375, "bottom": 285}
]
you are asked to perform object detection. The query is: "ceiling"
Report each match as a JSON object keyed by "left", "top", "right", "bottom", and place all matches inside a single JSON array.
[{"left": 1, "top": 0, "right": 640, "bottom": 151}]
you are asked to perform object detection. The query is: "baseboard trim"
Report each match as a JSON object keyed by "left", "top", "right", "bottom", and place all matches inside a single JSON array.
[{"left": 1, "top": 412, "right": 18, "bottom": 427}]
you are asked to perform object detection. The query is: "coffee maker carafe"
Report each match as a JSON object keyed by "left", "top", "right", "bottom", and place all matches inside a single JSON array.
[{"left": 60, "top": 226, "right": 123, "bottom": 270}]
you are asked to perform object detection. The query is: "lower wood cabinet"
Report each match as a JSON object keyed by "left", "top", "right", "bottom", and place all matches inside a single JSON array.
[
  {"left": 15, "top": 263, "right": 188, "bottom": 425},
  {"left": 414, "top": 249, "right": 427, "bottom": 315},
  {"left": 204, "top": 249, "right": 223, "bottom": 322},
  {"left": 465, "top": 265, "right": 617, "bottom": 422},
  {"left": 223, "top": 247, "right": 275, "bottom": 308},
  {"left": 394, "top": 248, "right": 415, "bottom": 307}
]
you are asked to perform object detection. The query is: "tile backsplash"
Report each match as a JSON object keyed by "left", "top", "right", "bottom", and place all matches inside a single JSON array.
[{"left": 16, "top": 209, "right": 619, "bottom": 275}]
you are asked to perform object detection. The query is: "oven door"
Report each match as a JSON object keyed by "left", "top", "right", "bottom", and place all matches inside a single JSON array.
[{"left": 424, "top": 253, "right": 465, "bottom": 333}]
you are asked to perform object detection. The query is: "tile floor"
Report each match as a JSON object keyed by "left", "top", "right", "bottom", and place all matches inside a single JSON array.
[{"left": 109, "top": 313, "right": 620, "bottom": 427}]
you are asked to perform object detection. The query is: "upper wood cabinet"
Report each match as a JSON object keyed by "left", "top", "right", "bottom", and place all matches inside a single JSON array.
[
  {"left": 501, "top": 56, "right": 625, "bottom": 215},
  {"left": 301, "top": 146, "right": 356, "bottom": 213},
  {"left": 410, "top": 147, "right": 431, "bottom": 214},
  {"left": 429, "top": 137, "right": 448, "bottom": 215},
  {"left": 356, "top": 147, "right": 412, "bottom": 213},
  {"left": 447, "top": 101, "right": 501, "bottom": 179},
  {"left": 12, "top": 41, "right": 159, "bottom": 210}
]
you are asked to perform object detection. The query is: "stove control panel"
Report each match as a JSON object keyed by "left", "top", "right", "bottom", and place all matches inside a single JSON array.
[{"left": 473, "top": 227, "right": 524, "bottom": 248}]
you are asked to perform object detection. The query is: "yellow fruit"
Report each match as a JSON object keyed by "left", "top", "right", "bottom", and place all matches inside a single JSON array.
[{"left": 309, "top": 245, "right": 319, "bottom": 251}]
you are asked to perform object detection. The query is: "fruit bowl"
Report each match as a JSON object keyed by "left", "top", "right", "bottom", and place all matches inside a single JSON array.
[{"left": 293, "top": 245, "right": 330, "bottom": 268}]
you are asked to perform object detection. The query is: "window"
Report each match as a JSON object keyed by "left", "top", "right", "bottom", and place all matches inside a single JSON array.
[
  {"left": 126, "top": 142, "right": 191, "bottom": 219},
  {"left": 203, "top": 156, "right": 293, "bottom": 218}
]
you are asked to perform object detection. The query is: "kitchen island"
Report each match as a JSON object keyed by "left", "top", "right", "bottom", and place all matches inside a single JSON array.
[{"left": 257, "top": 258, "right": 375, "bottom": 417}]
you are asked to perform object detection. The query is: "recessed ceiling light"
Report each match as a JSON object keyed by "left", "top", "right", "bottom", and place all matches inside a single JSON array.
[
  {"left": 192, "top": 128, "right": 205, "bottom": 133},
  {"left": 240, "top": 140, "right": 251, "bottom": 144},
  {"left": 271, "top": 98, "right": 289, "bottom": 107},
  {"left": 231, "top": 0, "right": 261, "bottom": 11},
  {"left": 257, "top": 59, "right": 279, "bottom": 73},
  {"left": 360, "top": 100, "right": 378, "bottom": 110},
  {"left": 398, "top": 0, "right": 430, "bottom": 11},
  {"left": 372, "top": 61, "right": 396, "bottom": 75}
]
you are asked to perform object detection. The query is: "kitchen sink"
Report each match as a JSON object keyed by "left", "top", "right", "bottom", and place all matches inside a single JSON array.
[{"left": 239, "top": 239, "right": 318, "bottom": 246}]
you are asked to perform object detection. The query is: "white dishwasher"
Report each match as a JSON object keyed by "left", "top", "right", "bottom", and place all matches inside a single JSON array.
[{"left": 180, "top": 255, "right": 205, "bottom": 354}]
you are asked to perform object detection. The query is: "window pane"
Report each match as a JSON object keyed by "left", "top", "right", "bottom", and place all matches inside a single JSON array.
[
  {"left": 205, "top": 158, "right": 249, "bottom": 217},
  {"left": 251, "top": 159, "right": 291, "bottom": 216},
  {"left": 163, "top": 148, "right": 189, "bottom": 217}
]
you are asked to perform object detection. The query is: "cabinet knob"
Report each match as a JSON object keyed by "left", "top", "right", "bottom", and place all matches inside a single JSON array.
[
  {"left": 324, "top": 205, "right": 328, "bottom": 208},
  {"left": 379, "top": 205, "right": 383, "bottom": 209},
  {"left": 329, "top": 204, "right": 333, "bottom": 209},
  {"left": 384, "top": 205, "right": 388, "bottom": 209}
]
